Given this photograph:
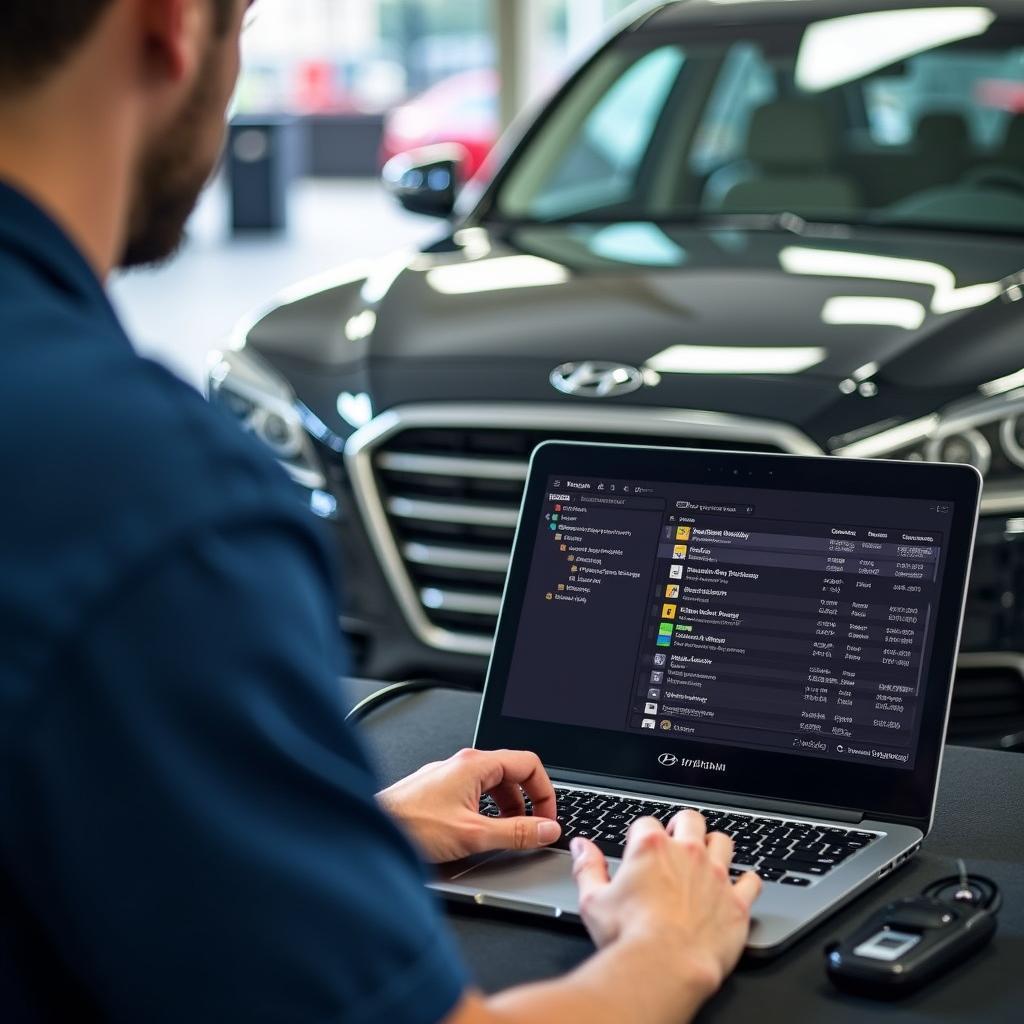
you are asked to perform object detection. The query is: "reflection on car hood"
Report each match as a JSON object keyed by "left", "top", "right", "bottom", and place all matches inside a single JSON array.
[
  {"left": 374, "top": 223, "right": 1022, "bottom": 378},
  {"left": 250, "top": 221, "right": 1024, "bottom": 447}
]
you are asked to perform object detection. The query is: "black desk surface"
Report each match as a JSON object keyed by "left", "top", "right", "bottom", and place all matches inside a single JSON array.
[{"left": 345, "top": 682, "right": 1024, "bottom": 1023}]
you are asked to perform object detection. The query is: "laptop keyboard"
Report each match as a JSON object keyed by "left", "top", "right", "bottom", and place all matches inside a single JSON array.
[{"left": 479, "top": 786, "right": 880, "bottom": 885}]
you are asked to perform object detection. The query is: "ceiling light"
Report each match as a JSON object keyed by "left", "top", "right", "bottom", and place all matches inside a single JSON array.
[
  {"left": 796, "top": 7, "right": 995, "bottom": 93},
  {"left": 426, "top": 255, "right": 569, "bottom": 295},
  {"left": 822, "top": 296, "right": 926, "bottom": 330},
  {"left": 646, "top": 344, "right": 826, "bottom": 376},
  {"left": 781, "top": 247, "right": 1001, "bottom": 315}
]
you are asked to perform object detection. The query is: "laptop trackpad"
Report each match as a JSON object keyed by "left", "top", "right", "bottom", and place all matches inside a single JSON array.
[{"left": 453, "top": 848, "right": 617, "bottom": 913}]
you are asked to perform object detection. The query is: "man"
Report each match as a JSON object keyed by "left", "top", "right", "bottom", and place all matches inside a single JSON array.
[{"left": 0, "top": 3, "right": 760, "bottom": 1021}]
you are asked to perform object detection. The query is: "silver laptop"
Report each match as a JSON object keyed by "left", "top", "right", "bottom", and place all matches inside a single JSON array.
[{"left": 433, "top": 441, "right": 981, "bottom": 956}]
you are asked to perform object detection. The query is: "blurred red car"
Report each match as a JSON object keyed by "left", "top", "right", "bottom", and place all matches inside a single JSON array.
[
  {"left": 976, "top": 78, "right": 1024, "bottom": 113},
  {"left": 381, "top": 69, "right": 499, "bottom": 179}
]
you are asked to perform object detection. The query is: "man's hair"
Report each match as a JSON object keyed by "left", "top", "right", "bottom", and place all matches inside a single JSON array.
[{"left": 0, "top": 1, "right": 236, "bottom": 90}]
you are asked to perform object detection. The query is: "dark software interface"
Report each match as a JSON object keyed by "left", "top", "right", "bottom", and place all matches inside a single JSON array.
[{"left": 500, "top": 475, "right": 955, "bottom": 770}]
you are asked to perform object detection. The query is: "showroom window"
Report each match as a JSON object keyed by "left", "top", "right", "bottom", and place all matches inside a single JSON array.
[
  {"left": 235, "top": 0, "right": 638, "bottom": 117},
  {"left": 236, "top": 0, "right": 495, "bottom": 115}
]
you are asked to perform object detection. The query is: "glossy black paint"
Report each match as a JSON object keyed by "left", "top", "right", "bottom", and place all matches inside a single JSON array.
[{"left": 251, "top": 220, "right": 1024, "bottom": 449}]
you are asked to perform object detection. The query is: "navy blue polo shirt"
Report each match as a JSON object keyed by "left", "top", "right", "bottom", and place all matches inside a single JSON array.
[{"left": 0, "top": 181, "right": 467, "bottom": 1023}]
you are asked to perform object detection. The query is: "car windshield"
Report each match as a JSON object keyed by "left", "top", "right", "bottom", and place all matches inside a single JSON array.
[{"left": 495, "top": 6, "right": 1024, "bottom": 234}]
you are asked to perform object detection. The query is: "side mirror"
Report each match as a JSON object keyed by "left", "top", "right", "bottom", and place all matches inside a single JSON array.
[{"left": 382, "top": 144, "right": 467, "bottom": 219}]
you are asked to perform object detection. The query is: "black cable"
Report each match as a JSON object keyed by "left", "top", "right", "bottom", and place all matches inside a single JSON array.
[{"left": 344, "top": 678, "right": 476, "bottom": 724}]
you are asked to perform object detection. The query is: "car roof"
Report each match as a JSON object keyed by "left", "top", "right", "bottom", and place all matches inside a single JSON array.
[{"left": 639, "top": 0, "right": 1024, "bottom": 31}]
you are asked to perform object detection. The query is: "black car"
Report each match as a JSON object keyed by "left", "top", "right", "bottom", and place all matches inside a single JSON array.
[{"left": 209, "top": 0, "right": 1024, "bottom": 750}]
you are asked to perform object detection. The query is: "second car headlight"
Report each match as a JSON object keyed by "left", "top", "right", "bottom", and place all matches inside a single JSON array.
[{"left": 831, "top": 389, "right": 1024, "bottom": 515}]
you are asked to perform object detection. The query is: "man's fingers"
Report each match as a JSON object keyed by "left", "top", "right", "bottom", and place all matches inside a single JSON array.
[
  {"left": 474, "top": 749, "right": 558, "bottom": 821},
  {"left": 487, "top": 779, "right": 526, "bottom": 818},
  {"left": 571, "top": 836, "right": 610, "bottom": 902},
  {"left": 622, "top": 815, "right": 669, "bottom": 858},
  {"left": 479, "top": 813, "right": 561, "bottom": 852},
  {"left": 732, "top": 870, "right": 763, "bottom": 910},
  {"left": 706, "top": 830, "right": 734, "bottom": 870},
  {"left": 667, "top": 808, "right": 707, "bottom": 843}
]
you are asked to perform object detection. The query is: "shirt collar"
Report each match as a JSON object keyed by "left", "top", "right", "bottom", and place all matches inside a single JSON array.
[{"left": 0, "top": 178, "right": 123, "bottom": 331}]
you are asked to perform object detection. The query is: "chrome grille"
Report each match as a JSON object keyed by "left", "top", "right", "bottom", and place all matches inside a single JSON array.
[
  {"left": 951, "top": 654, "right": 1024, "bottom": 750},
  {"left": 344, "top": 404, "right": 821, "bottom": 657}
]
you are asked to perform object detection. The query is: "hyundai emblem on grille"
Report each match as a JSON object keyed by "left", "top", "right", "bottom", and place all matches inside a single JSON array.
[{"left": 549, "top": 361, "right": 645, "bottom": 398}]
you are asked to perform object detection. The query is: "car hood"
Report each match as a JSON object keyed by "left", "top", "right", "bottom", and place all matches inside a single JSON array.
[
  {"left": 374, "top": 222, "right": 1022, "bottom": 371},
  {"left": 251, "top": 221, "right": 1024, "bottom": 447}
]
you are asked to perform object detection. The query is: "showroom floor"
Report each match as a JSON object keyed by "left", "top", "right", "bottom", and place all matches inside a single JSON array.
[{"left": 110, "top": 178, "right": 437, "bottom": 389}]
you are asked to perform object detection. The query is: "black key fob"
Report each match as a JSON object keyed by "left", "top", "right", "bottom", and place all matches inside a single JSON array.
[{"left": 825, "top": 881, "right": 999, "bottom": 999}]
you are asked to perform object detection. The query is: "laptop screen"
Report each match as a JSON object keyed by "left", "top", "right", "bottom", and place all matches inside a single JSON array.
[
  {"left": 477, "top": 443, "right": 980, "bottom": 823},
  {"left": 501, "top": 474, "right": 951, "bottom": 772}
]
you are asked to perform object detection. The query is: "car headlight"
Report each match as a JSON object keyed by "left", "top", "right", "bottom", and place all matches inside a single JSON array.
[
  {"left": 832, "top": 389, "right": 1024, "bottom": 514},
  {"left": 207, "top": 347, "right": 327, "bottom": 491}
]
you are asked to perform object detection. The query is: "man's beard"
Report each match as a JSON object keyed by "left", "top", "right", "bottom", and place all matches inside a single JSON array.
[{"left": 120, "top": 45, "right": 224, "bottom": 269}]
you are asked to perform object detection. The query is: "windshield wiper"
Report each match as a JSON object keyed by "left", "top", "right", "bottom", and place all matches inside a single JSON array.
[
  {"left": 486, "top": 208, "right": 1024, "bottom": 240},
  {"left": 707, "top": 212, "right": 812, "bottom": 235}
]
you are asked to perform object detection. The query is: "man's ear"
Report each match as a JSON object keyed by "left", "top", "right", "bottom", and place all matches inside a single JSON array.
[{"left": 138, "top": 0, "right": 207, "bottom": 85}]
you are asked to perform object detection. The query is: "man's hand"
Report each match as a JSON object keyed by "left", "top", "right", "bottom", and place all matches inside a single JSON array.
[
  {"left": 444, "top": 810, "right": 761, "bottom": 1024},
  {"left": 377, "top": 748, "right": 561, "bottom": 863},
  {"left": 572, "top": 809, "right": 761, "bottom": 997}
]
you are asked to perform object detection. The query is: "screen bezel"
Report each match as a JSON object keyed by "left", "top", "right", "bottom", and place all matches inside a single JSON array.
[{"left": 474, "top": 442, "right": 981, "bottom": 828}]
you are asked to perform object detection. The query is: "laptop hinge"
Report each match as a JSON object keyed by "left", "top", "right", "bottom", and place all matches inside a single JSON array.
[{"left": 551, "top": 769, "right": 865, "bottom": 824}]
